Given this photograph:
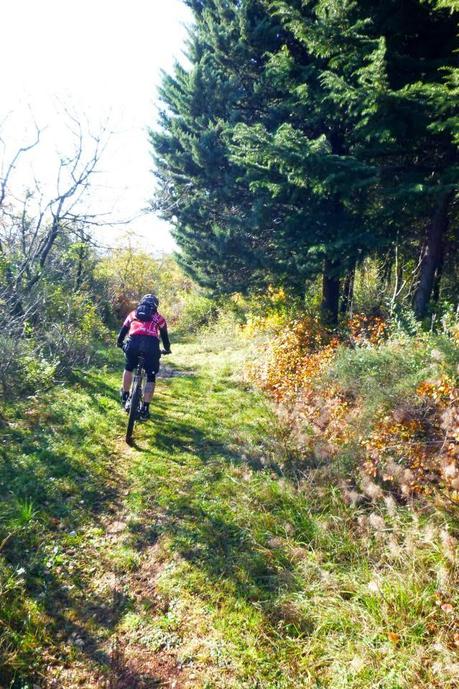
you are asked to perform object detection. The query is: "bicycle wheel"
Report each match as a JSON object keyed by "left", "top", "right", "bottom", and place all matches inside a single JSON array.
[{"left": 126, "top": 378, "right": 141, "bottom": 444}]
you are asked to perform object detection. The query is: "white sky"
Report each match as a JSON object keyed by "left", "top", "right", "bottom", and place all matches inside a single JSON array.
[{"left": 1, "top": 0, "right": 193, "bottom": 253}]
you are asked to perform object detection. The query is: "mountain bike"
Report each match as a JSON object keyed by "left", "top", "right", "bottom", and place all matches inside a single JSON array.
[
  {"left": 125, "top": 351, "right": 146, "bottom": 444},
  {"left": 124, "top": 348, "right": 169, "bottom": 445}
]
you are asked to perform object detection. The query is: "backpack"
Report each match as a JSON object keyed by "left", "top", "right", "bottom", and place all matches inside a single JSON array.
[{"left": 135, "top": 302, "right": 156, "bottom": 322}]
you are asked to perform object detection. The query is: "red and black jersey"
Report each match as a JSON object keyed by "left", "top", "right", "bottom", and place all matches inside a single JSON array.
[
  {"left": 117, "top": 310, "right": 170, "bottom": 351},
  {"left": 122, "top": 310, "right": 167, "bottom": 338}
]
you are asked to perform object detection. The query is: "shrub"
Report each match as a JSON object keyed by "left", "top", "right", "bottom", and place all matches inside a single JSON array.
[
  {"left": 41, "top": 287, "right": 110, "bottom": 375},
  {"left": 176, "top": 292, "right": 218, "bottom": 334},
  {"left": 0, "top": 285, "right": 110, "bottom": 399},
  {"left": 247, "top": 310, "right": 459, "bottom": 511}
]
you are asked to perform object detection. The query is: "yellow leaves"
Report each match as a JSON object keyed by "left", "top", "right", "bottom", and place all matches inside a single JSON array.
[
  {"left": 248, "top": 314, "right": 335, "bottom": 400},
  {"left": 387, "top": 631, "right": 401, "bottom": 645},
  {"left": 348, "top": 314, "right": 388, "bottom": 346},
  {"left": 450, "top": 323, "right": 459, "bottom": 345},
  {"left": 417, "top": 375, "right": 457, "bottom": 405},
  {"left": 361, "top": 374, "right": 458, "bottom": 500}
]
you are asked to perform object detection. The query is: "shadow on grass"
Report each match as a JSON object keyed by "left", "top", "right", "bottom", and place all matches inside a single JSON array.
[
  {"left": 0, "top": 382, "right": 129, "bottom": 686},
  {"left": 127, "top": 368, "right": 316, "bottom": 636},
  {"left": 0, "top": 363, "right": 184, "bottom": 687},
  {"left": 150, "top": 375, "right": 261, "bottom": 466},
  {"left": 141, "top": 371, "right": 306, "bottom": 476},
  {"left": 0, "top": 351, "right": 311, "bottom": 686}
]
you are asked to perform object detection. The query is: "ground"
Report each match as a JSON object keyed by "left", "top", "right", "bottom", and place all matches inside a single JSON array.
[{"left": 1, "top": 341, "right": 458, "bottom": 688}]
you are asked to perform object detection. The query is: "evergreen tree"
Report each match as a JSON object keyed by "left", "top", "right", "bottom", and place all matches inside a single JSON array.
[
  {"left": 231, "top": 0, "right": 458, "bottom": 320},
  {"left": 152, "top": 0, "right": 458, "bottom": 322},
  {"left": 291, "top": 0, "right": 458, "bottom": 318},
  {"left": 152, "top": 0, "right": 289, "bottom": 295}
]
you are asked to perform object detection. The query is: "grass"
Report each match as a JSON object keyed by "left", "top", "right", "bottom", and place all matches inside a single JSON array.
[
  {"left": 126, "top": 341, "right": 459, "bottom": 688},
  {"left": 0, "top": 352, "right": 128, "bottom": 688},
  {"left": 0, "top": 340, "right": 458, "bottom": 688},
  {"left": 328, "top": 331, "right": 459, "bottom": 414}
]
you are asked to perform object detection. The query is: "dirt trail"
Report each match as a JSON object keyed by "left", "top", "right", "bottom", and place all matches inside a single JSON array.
[{"left": 44, "top": 439, "right": 187, "bottom": 689}]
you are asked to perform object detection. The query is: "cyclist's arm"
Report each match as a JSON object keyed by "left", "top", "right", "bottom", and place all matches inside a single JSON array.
[
  {"left": 117, "top": 324, "right": 129, "bottom": 347},
  {"left": 117, "top": 312, "right": 135, "bottom": 348},
  {"left": 117, "top": 312, "right": 133, "bottom": 347},
  {"left": 159, "top": 325, "right": 171, "bottom": 353}
]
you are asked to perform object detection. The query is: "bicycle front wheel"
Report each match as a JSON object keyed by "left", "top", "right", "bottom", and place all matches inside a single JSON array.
[{"left": 126, "top": 379, "right": 141, "bottom": 444}]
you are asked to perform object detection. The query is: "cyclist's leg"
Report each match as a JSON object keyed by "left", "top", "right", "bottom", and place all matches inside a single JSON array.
[
  {"left": 122, "top": 343, "right": 138, "bottom": 397},
  {"left": 143, "top": 371, "right": 156, "bottom": 403},
  {"left": 121, "top": 372, "right": 132, "bottom": 405},
  {"left": 143, "top": 340, "right": 160, "bottom": 403},
  {"left": 122, "top": 369, "right": 133, "bottom": 393}
]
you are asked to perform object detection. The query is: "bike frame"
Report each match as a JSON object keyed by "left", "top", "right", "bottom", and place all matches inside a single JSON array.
[{"left": 125, "top": 352, "right": 147, "bottom": 444}]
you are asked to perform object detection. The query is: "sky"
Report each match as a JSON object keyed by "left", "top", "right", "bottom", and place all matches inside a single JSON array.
[{"left": 1, "top": 0, "right": 193, "bottom": 253}]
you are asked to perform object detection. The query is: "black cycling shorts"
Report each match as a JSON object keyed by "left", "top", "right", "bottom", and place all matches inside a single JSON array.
[{"left": 124, "top": 335, "right": 160, "bottom": 378}]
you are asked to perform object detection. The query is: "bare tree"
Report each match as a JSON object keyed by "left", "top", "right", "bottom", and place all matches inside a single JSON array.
[{"left": 0, "top": 113, "right": 109, "bottom": 395}]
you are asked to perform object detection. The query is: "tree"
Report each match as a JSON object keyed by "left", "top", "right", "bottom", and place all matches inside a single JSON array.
[
  {"left": 153, "top": 0, "right": 389, "bottom": 323},
  {"left": 0, "top": 115, "right": 110, "bottom": 394},
  {"left": 152, "top": 0, "right": 458, "bottom": 323},
  {"left": 152, "top": 0, "right": 298, "bottom": 295},
  {"left": 233, "top": 0, "right": 458, "bottom": 320}
]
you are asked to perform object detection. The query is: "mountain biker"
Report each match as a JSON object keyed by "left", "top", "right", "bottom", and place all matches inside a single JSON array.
[{"left": 117, "top": 293, "right": 171, "bottom": 420}]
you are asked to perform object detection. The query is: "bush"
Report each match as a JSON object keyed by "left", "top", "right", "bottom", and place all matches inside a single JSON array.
[
  {"left": 0, "top": 285, "right": 110, "bottom": 399},
  {"left": 41, "top": 286, "right": 110, "bottom": 375},
  {"left": 0, "top": 335, "right": 57, "bottom": 397},
  {"left": 95, "top": 250, "right": 197, "bottom": 326},
  {"left": 247, "top": 310, "right": 459, "bottom": 510},
  {"left": 176, "top": 292, "right": 219, "bottom": 334}
]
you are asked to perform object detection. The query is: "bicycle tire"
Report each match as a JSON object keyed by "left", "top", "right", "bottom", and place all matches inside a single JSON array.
[{"left": 126, "top": 379, "right": 141, "bottom": 444}]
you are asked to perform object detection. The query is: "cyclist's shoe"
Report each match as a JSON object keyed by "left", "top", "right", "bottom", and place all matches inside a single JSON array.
[
  {"left": 139, "top": 404, "right": 150, "bottom": 421},
  {"left": 120, "top": 389, "right": 129, "bottom": 406}
]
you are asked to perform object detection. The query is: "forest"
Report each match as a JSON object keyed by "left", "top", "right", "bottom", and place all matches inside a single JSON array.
[
  {"left": 153, "top": 0, "right": 458, "bottom": 324},
  {"left": 0, "top": 0, "right": 458, "bottom": 688}
]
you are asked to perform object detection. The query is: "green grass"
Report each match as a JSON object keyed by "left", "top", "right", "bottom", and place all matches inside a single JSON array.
[
  {"left": 126, "top": 341, "right": 459, "bottom": 689},
  {"left": 328, "top": 331, "right": 459, "bottom": 414},
  {"left": 0, "top": 341, "right": 458, "bottom": 688},
  {"left": 0, "top": 352, "right": 128, "bottom": 688}
]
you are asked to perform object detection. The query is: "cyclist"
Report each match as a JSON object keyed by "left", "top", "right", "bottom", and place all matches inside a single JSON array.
[{"left": 117, "top": 293, "right": 171, "bottom": 420}]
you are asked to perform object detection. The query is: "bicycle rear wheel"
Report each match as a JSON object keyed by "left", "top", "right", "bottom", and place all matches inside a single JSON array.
[{"left": 126, "top": 379, "right": 141, "bottom": 444}]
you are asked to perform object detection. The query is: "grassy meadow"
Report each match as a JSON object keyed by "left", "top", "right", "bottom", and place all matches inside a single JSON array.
[{"left": 0, "top": 335, "right": 457, "bottom": 688}]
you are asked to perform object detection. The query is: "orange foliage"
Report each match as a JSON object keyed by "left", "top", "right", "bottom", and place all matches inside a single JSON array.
[
  {"left": 361, "top": 375, "right": 458, "bottom": 502},
  {"left": 249, "top": 313, "right": 459, "bottom": 507},
  {"left": 348, "top": 314, "right": 388, "bottom": 346},
  {"left": 249, "top": 316, "right": 335, "bottom": 402}
]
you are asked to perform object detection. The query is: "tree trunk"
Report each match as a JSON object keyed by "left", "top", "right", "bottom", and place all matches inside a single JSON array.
[
  {"left": 321, "top": 258, "right": 340, "bottom": 326},
  {"left": 413, "top": 192, "right": 452, "bottom": 320},
  {"left": 378, "top": 250, "right": 393, "bottom": 295},
  {"left": 340, "top": 264, "right": 355, "bottom": 316},
  {"left": 432, "top": 247, "right": 444, "bottom": 303}
]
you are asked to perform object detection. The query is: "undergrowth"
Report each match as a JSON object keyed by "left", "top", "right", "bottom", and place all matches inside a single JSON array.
[
  {"left": 246, "top": 312, "right": 459, "bottom": 510},
  {"left": 124, "top": 340, "right": 459, "bottom": 688},
  {"left": 0, "top": 328, "right": 458, "bottom": 688},
  {"left": 0, "top": 351, "right": 127, "bottom": 687}
]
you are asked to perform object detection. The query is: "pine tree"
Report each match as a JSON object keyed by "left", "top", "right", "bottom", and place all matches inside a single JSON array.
[
  {"left": 151, "top": 0, "right": 458, "bottom": 322},
  {"left": 230, "top": 0, "right": 458, "bottom": 320},
  {"left": 152, "top": 0, "right": 289, "bottom": 295},
  {"left": 229, "top": 0, "right": 384, "bottom": 322}
]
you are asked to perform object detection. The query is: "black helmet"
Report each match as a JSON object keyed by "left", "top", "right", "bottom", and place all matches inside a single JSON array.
[{"left": 140, "top": 293, "right": 159, "bottom": 308}]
